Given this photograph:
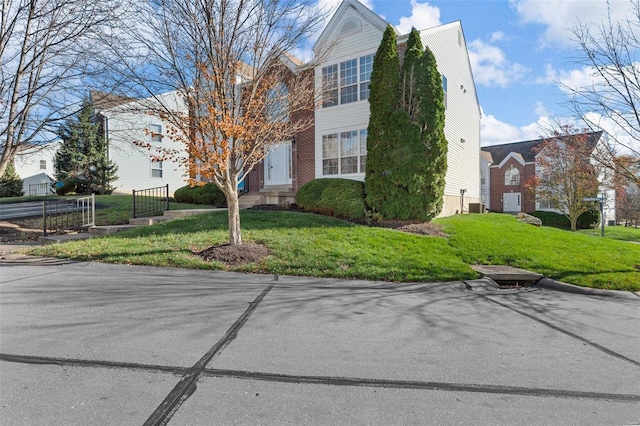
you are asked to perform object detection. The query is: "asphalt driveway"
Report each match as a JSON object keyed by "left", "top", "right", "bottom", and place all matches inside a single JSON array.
[{"left": 1, "top": 260, "right": 639, "bottom": 425}]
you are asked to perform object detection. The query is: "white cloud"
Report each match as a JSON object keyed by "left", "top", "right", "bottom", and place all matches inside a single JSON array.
[
  {"left": 512, "top": 0, "right": 634, "bottom": 48},
  {"left": 537, "top": 62, "right": 636, "bottom": 94},
  {"left": 489, "top": 31, "right": 506, "bottom": 43},
  {"left": 396, "top": 0, "right": 441, "bottom": 34},
  {"left": 534, "top": 101, "right": 549, "bottom": 116},
  {"left": 468, "top": 39, "right": 529, "bottom": 88},
  {"left": 480, "top": 108, "right": 548, "bottom": 146}
]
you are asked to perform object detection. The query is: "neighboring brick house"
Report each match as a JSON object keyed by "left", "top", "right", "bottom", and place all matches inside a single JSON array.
[
  {"left": 481, "top": 131, "right": 616, "bottom": 224},
  {"left": 481, "top": 139, "right": 540, "bottom": 213},
  {"left": 241, "top": 0, "right": 482, "bottom": 216}
]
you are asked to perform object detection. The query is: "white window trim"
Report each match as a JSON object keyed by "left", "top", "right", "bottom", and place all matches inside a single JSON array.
[
  {"left": 321, "top": 129, "right": 367, "bottom": 176},
  {"left": 505, "top": 165, "right": 520, "bottom": 186},
  {"left": 151, "top": 160, "right": 163, "bottom": 178},
  {"left": 149, "top": 123, "right": 163, "bottom": 143},
  {"left": 322, "top": 54, "right": 374, "bottom": 108}
]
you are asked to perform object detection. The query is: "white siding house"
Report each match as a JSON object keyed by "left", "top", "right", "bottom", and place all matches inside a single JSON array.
[
  {"left": 13, "top": 142, "right": 60, "bottom": 195},
  {"left": 311, "top": 0, "right": 481, "bottom": 217},
  {"left": 93, "top": 91, "right": 189, "bottom": 196}
]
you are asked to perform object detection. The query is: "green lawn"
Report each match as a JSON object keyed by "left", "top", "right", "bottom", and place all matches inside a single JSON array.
[
  {"left": 28, "top": 211, "right": 640, "bottom": 291},
  {"left": 577, "top": 226, "right": 640, "bottom": 242}
]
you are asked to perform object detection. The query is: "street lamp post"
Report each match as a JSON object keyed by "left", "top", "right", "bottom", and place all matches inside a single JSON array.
[{"left": 583, "top": 194, "right": 605, "bottom": 237}]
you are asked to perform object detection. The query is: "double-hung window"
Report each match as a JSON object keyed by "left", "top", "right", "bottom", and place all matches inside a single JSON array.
[
  {"left": 322, "top": 54, "right": 374, "bottom": 107},
  {"left": 151, "top": 161, "right": 163, "bottom": 178},
  {"left": 150, "top": 124, "right": 163, "bottom": 143},
  {"left": 360, "top": 55, "right": 373, "bottom": 100},
  {"left": 340, "top": 59, "right": 358, "bottom": 104},
  {"left": 322, "top": 129, "right": 367, "bottom": 175},
  {"left": 322, "top": 65, "right": 338, "bottom": 107}
]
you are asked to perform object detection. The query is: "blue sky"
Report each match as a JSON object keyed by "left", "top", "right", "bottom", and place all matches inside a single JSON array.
[{"left": 317, "top": 0, "right": 634, "bottom": 146}]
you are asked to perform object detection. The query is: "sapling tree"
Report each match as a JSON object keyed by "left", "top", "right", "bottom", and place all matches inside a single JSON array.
[{"left": 117, "top": 0, "right": 324, "bottom": 246}]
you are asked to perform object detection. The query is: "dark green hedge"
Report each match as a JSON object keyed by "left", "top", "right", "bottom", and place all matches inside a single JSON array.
[
  {"left": 531, "top": 210, "right": 599, "bottom": 229},
  {"left": 174, "top": 183, "right": 226, "bottom": 206},
  {"left": 296, "top": 178, "right": 366, "bottom": 220}
]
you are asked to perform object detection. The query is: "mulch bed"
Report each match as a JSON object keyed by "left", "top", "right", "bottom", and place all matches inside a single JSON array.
[{"left": 195, "top": 243, "right": 271, "bottom": 267}]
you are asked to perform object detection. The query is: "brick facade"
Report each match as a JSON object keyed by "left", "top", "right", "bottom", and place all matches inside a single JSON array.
[
  {"left": 488, "top": 159, "right": 536, "bottom": 213},
  {"left": 243, "top": 61, "right": 315, "bottom": 195}
]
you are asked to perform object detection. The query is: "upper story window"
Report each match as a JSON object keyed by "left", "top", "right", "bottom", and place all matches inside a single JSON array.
[
  {"left": 39, "top": 160, "right": 46, "bottom": 169},
  {"left": 505, "top": 166, "right": 520, "bottom": 185},
  {"left": 267, "top": 82, "right": 290, "bottom": 122},
  {"left": 149, "top": 124, "right": 163, "bottom": 143},
  {"left": 322, "top": 54, "right": 374, "bottom": 108},
  {"left": 360, "top": 54, "right": 373, "bottom": 100},
  {"left": 340, "top": 59, "right": 358, "bottom": 104},
  {"left": 442, "top": 74, "right": 448, "bottom": 109},
  {"left": 322, "top": 65, "right": 338, "bottom": 107}
]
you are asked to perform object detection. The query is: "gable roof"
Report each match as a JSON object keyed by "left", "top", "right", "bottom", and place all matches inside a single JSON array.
[
  {"left": 90, "top": 90, "right": 131, "bottom": 110},
  {"left": 313, "top": 0, "right": 391, "bottom": 53},
  {"left": 408, "top": 21, "right": 481, "bottom": 117},
  {"left": 482, "top": 131, "right": 604, "bottom": 166}
]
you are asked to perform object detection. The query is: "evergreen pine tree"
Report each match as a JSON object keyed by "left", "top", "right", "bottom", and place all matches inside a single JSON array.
[
  {"left": 400, "top": 28, "right": 424, "bottom": 122},
  {"left": 417, "top": 45, "right": 447, "bottom": 219},
  {"left": 0, "top": 161, "right": 24, "bottom": 197},
  {"left": 365, "top": 26, "right": 447, "bottom": 221},
  {"left": 365, "top": 24, "right": 400, "bottom": 213},
  {"left": 55, "top": 99, "right": 117, "bottom": 194}
]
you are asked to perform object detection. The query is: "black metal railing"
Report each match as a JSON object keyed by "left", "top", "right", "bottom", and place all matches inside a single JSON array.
[
  {"left": 29, "top": 183, "right": 53, "bottom": 196},
  {"left": 132, "top": 184, "right": 170, "bottom": 218},
  {"left": 43, "top": 195, "right": 95, "bottom": 236}
]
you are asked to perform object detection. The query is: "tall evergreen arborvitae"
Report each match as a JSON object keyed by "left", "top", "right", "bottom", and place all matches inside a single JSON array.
[
  {"left": 400, "top": 28, "right": 425, "bottom": 122},
  {"left": 364, "top": 26, "right": 448, "bottom": 221},
  {"left": 365, "top": 24, "right": 400, "bottom": 214},
  {"left": 417, "top": 45, "right": 447, "bottom": 219},
  {"left": 54, "top": 99, "right": 118, "bottom": 194}
]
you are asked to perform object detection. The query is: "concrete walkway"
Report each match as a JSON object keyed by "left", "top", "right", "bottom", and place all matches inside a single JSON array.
[{"left": 1, "top": 261, "right": 639, "bottom": 425}]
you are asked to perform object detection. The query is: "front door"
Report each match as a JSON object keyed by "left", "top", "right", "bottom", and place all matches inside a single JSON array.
[
  {"left": 503, "top": 192, "right": 521, "bottom": 213},
  {"left": 265, "top": 142, "right": 292, "bottom": 186}
]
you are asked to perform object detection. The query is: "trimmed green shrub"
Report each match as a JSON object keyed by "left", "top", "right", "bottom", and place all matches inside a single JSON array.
[
  {"left": 532, "top": 210, "right": 599, "bottom": 229},
  {"left": 174, "top": 183, "right": 226, "bottom": 206},
  {"left": 296, "top": 178, "right": 366, "bottom": 220}
]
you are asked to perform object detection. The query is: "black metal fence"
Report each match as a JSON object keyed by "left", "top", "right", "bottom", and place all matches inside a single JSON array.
[
  {"left": 29, "top": 183, "right": 53, "bottom": 196},
  {"left": 132, "top": 184, "right": 170, "bottom": 218},
  {"left": 43, "top": 195, "right": 95, "bottom": 236}
]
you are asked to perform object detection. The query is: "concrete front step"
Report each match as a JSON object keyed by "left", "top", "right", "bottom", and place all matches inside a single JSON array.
[
  {"left": 163, "top": 209, "right": 222, "bottom": 218},
  {"left": 129, "top": 216, "right": 172, "bottom": 226},
  {"left": 89, "top": 225, "right": 139, "bottom": 235},
  {"left": 129, "top": 208, "right": 222, "bottom": 225},
  {"left": 240, "top": 190, "right": 296, "bottom": 208},
  {"left": 239, "top": 193, "right": 264, "bottom": 209}
]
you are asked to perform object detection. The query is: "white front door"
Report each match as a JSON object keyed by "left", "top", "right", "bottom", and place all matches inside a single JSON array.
[
  {"left": 265, "top": 141, "right": 292, "bottom": 186},
  {"left": 503, "top": 192, "right": 521, "bottom": 212}
]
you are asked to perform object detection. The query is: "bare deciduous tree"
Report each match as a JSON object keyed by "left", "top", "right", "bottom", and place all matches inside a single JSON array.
[
  {"left": 116, "top": 0, "right": 326, "bottom": 246},
  {"left": 0, "top": 0, "right": 124, "bottom": 177},
  {"left": 568, "top": 0, "right": 640, "bottom": 186}
]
